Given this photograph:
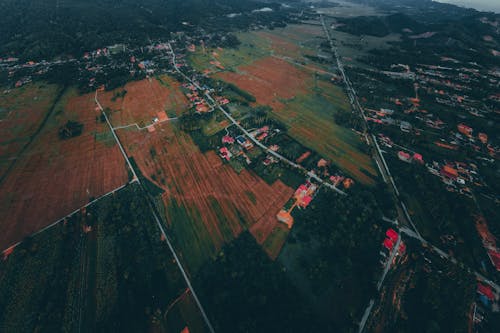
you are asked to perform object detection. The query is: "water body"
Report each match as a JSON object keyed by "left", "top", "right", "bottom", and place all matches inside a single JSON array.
[{"left": 434, "top": 0, "right": 500, "bottom": 13}]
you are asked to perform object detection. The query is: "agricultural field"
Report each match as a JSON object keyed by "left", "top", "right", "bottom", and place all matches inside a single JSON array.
[
  {"left": 0, "top": 88, "right": 128, "bottom": 250},
  {"left": 99, "top": 76, "right": 189, "bottom": 128},
  {"left": 189, "top": 26, "right": 378, "bottom": 184},
  {"left": 115, "top": 121, "right": 294, "bottom": 271},
  {"left": 0, "top": 183, "right": 205, "bottom": 332},
  {"left": 0, "top": 82, "right": 62, "bottom": 178},
  {"left": 217, "top": 57, "right": 377, "bottom": 184}
]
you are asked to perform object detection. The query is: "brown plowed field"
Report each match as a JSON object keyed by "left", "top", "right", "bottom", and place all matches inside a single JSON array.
[
  {"left": 217, "top": 56, "right": 310, "bottom": 111},
  {"left": 0, "top": 83, "right": 61, "bottom": 177},
  {"left": 99, "top": 77, "right": 188, "bottom": 127},
  {"left": 0, "top": 91, "right": 128, "bottom": 249},
  {"left": 117, "top": 123, "right": 293, "bottom": 269}
]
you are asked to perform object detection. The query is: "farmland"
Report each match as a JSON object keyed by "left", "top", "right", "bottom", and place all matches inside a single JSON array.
[
  {"left": 0, "top": 88, "right": 128, "bottom": 250},
  {"left": 98, "top": 76, "right": 189, "bottom": 127},
  {"left": 0, "top": 183, "right": 205, "bottom": 332},
  {"left": 189, "top": 26, "right": 377, "bottom": 184},
  {"left": 0, "top": 82, "right": 62, "bottom": 178},
  {"left": 115, "top": 122, "right": 294, "bottom": 271}
]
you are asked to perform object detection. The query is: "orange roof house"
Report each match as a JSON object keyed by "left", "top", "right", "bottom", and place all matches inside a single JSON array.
[
  {"left": 441, "top": 165, "right": 458, "bottom": 178},
  {"left": 277, "top": 210, "right": 294, "bottom": 229},
  {"left": 296, "top": 151, "right": 311, "bottom": 164}
]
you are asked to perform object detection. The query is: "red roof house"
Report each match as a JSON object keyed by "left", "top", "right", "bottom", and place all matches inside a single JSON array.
[
  {"left": 478, "top": 283, "right": 495, "bottom": 301},
  {"left": 488, "top": 250, "right": 500, "bottom": 271},
  {"left": 386, "top": 229, "right": 399, "bottom": 242},
  {"left": 383, "top": 238, "right": 394, "bottom": 250}
]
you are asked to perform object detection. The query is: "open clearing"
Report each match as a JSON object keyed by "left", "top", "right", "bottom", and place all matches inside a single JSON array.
[
  {"left": 0, "top": 89, "right": 128, "bottom": 250},
  {"left": 116, "top": 122, "right": 294, "bottom": 271},
  {"left": 0, "top": 83, "right": 61, "bottom": 178},
  {"left": 190, "top": 26, "right": 377, "bottom": 184},
  {"left": 99, "top": 76, "right": 189, "bottom": 127}
]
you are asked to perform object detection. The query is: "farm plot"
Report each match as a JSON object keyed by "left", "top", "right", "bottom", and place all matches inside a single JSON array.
[
  {"left": 99, "top": 77, "right": 189, "bottom": 128},
  {"left": 217, "top": 56, "right": 377, "bottom": 184},
  {"left": 0, "top": 90, "right": 128, "bottom": 250},
  {"left": 117, "top": 122, "right": 294, "bottom": 271},
  {"left": 0, "top": 82, "right": 61, "bottom": 178}
]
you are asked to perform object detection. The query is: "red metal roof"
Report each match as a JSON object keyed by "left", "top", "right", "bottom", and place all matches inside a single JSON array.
[
  {"left": 386, "top": 229, "right": 398, "bottom": 242},
  {"left": 383, "top": 238, "right": 394, "bottom": 250},
  {"left": 478, "top": 283, "right": 495, "bottom": 300},
  {"left": 488, "top": 250, "right": 500, "bottom": 271}
]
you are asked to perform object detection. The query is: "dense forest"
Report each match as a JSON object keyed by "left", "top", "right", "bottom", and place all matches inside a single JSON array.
[
  {"left": 0, "top": 0, "right": 292, "bottom": 61},
  {"left": 0, "top": 184, "right": 195, "bottom": 332}
]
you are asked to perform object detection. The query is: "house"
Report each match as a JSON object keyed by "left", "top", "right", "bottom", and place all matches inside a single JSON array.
[
  {"left": 413, "top": 153, "right": 424, "bottom": 164},
  {"left": 398, "top": 151, "right": 412, "bottom": 163},
  {"left": 458, "top": 123, "right": 473, "bottom": 137},
  {"left": 294, "top": 183, "right": 317, "bottom": 208},
  {"left": 219, "top": 147, "right": 232, "bottom": 161},
  {"left": 400, "top": 121, "right": 412, "bottom": 132},
  {"left": 441, "top": 165, "right": 459, "bottom": 179},
  {"left": 342, "top": 178, "right": 354, "bottom": 189},
  {"left": 383, "top": 238, "right": 394, "bottom": 250},
  {"left": 256, "top": 132, "right": 268, "bottom": 141},
  {"left": 277, "top": 210, "right": 294, "bottom": 229},
  {"left": 477, "top": 283, "right": 495, "bottom": 301},
  {"left": 236, "top": 135, "right": 246, "bottom": 145},
  {"left": 222, "top": 135, "right": 235, "bottom": 144},
  {"left": 487, "top": 250, "right": 500, "bottom": 271},
  {"left": 478, "top": 133, "right": 488, "bottom": 144},
  {"left": 296, "top": 151, "right": 311, "bottom": 164},
  {"left": 386, "top": 228, "right": 399, "bottom": 242}
]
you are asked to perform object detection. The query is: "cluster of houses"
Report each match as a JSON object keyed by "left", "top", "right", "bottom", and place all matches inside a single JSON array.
[
  {"left": 277, "top": 181, "right": 319, "bottom": 229},
  {"left": 425, "top": 160, "right": 483, "bottom": 196},
  {"left": 472, "top": 282, "right": 500, "bottom": 330},
  {"left": 379, "top": 228, "right": 406, "bottom": 266},
  {"left": 182, "top": 82, "right": 214, "bottom": 114}
]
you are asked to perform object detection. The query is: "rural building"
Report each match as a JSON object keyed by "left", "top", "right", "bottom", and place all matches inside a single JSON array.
[
  {"left": 219, "top": 147, "right": 232, "bottom": 161},
  {"left": 222, "top": 135, "right": 235, "bottom": 144},
  {"left": 277, "top": 210, "right": 294, "bottom": 229},
  {"left": 413, "top": 153, "right": 424, "bottom": 164},
  {"left": 400, "top": 121, "right": 412, "bottom": 132},
  {"left": 441, "top": 165, "right": 459, "bottom": 179},
  {"left": 458, "top": 123, "right": 473, "bottom": 137},
  {"left": 294, "top": 183, "right": 317, "bottom": 209},
  {"left": 398, "top": 151, "right": 412, "bottom": 163}
]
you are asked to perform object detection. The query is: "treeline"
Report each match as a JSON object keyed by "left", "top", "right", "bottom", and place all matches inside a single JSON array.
[
  {"left": 0, "top": 184, "right": 188, "bottom": 332},
  {"left": 0, "top": 0, "right": 295, "bottom": 61}
]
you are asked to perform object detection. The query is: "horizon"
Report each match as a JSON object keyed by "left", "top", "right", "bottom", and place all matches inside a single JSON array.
[{"left": 434, "top": 0, "right": 500, "bottom": 13}]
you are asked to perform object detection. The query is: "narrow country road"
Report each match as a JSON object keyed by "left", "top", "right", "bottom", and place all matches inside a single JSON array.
[{"left": 95, "top": 92, "right": 216, "bottom": 333}]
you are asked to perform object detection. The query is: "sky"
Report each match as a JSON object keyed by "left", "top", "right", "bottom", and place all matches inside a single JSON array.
[{"left": 434, "top": 0, "right": 500, "bottom": 13}]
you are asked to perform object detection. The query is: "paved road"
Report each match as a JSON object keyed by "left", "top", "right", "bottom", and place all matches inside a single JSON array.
[
  {"left": 320, "top": 16, "right": 422, "bottom": 238},
  {"left": 95, "top": 92, "right": 216, "bottom": 333},
  {"left": 167, "top": 43, "right": 347, "bottom": 196}
]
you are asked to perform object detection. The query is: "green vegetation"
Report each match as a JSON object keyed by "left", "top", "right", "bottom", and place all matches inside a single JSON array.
[
  {"left": 368, "top": 240, "right": 476, "bottom": 333},
  {"left": 195, "top": 232, "right": 324, "bottom": 332},
  {"left": 387, "top": 156, "right": 487, "bottom": 269},
  {"left": 58, "top": 120, "right": 84, "bottom": 139},
  {"left": 0, "top": 184, "right": 201, "bottom": 332}
]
